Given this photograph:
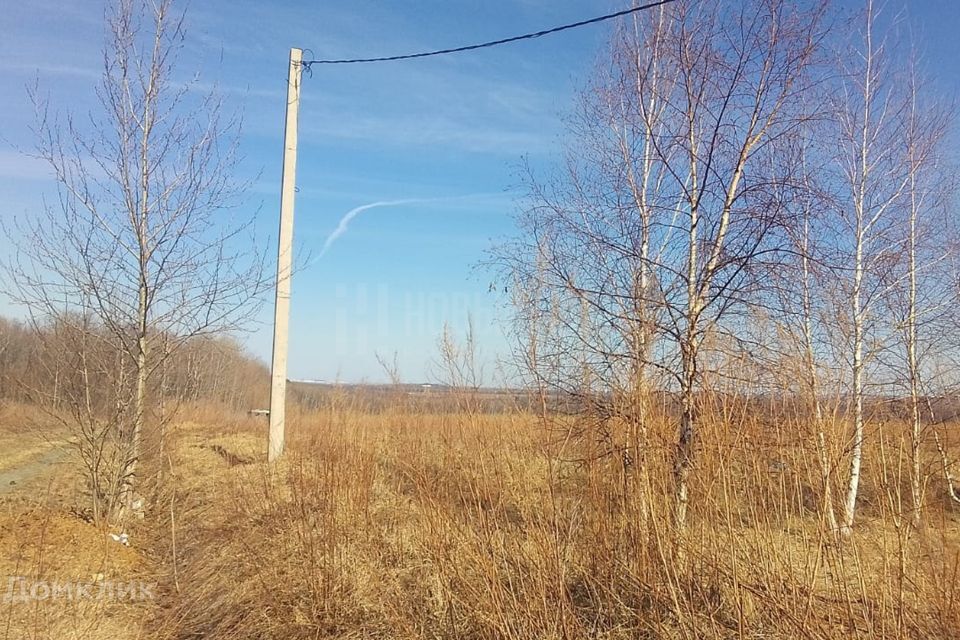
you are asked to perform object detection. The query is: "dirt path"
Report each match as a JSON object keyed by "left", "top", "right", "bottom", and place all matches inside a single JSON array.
[{"left": 0, "top": 445, "right": 69, "bottom": 495}]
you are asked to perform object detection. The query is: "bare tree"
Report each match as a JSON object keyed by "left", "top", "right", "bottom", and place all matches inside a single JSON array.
[
  {"left": 434, "top": 316, "right": 485, "bottom": 416},
  {"left": 495, "top": 0, "right": 827, "bottom": 536},
  {"left": 889, "top": 60, "right": 954, "bottom": 528},
  {"left": 4, "top": 0, "right": 263, "bottom": 523},
  {"left": 822, "top": 1, "right": 921, "bottom": 536},
  {"left": 756, "top": 3, "right": 956, "bottom": 538}
]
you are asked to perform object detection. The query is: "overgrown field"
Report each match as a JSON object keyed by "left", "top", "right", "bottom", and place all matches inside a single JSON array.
[{"left": 3, "top": 399, "right": 960, "bottom": 639}]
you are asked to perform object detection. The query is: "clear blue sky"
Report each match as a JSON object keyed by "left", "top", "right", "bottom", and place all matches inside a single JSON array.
[{"left": 1, "top": 0, "right": 959, "bottom": 383}]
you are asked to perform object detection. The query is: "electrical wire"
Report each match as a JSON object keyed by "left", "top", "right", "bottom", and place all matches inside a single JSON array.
[{"left": 300, "top": 0, "right": 675, "bottom": 68}]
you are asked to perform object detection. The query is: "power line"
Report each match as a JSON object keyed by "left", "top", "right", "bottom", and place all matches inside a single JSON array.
[{"left": 300, "top": 0, "right": 676, "bottom": 68}]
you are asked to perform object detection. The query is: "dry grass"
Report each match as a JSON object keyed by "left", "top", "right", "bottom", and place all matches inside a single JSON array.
[
  {"left": 2, "top": 397, "right": 959, "bottom": 638},
  {"left": 131, "top": 400, "right": 960, "bottom": 640}
]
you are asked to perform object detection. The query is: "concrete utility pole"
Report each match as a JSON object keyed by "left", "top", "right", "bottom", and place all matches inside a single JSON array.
[{"left": 268, "top": 47, "right": 303, "bottom": 462}]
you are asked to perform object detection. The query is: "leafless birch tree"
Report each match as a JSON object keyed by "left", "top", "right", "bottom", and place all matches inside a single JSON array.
[
  {"left": 823, "top": 1, "right": 923, "bottom": 536},
  {"left": 495, "top": 0, "right": 827, "bottom": 535},
  {"left": 4, "top": 0, "right": 263, "bottom": 522},
  {"left": 888, "top": 61, "right": 954, "bottom": 527}
]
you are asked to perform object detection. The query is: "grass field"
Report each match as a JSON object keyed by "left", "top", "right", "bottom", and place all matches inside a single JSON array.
[{"left": 2, "top": 398, "right": 960, "bottom": 639}]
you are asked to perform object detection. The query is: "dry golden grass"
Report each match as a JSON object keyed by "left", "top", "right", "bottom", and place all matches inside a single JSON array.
[
  {"left": 3, "top": 396, "right": 960, "bottom": 638},
  {"left": 132, "top": 401, "right": 960, "bottom": 640}
]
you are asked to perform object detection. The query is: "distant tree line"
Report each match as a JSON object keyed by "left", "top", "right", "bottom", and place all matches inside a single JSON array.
[{"left": 0, "top": 314, "right": 268, "bottom": 411}]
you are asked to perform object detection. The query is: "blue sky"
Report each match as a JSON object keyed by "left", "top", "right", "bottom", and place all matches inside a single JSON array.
[{"left": 2, "top": 0, "right": 959, "bottom": 383}]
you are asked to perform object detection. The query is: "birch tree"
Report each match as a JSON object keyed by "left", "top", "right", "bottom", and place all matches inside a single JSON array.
[
  {"left": 890, "top": 62, "right": 954, "bottom": 528},
  {"left": 826, "top": 1, "right": 917, "bottom": 536},
  {"left": 495, "top": 0, "right": 826, "bottom": 534},
  {"left": 4, "top": 0, "right": 263, "bottom": 522}
]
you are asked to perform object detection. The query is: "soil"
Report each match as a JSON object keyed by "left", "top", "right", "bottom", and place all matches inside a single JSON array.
[{"left": 0, "top": 444, "right": 69, "bottom": 495}]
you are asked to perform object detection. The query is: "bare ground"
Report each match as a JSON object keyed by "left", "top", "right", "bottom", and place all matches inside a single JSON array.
[{"left": 0, "top": 444, "right": 69, "bottom": 496}]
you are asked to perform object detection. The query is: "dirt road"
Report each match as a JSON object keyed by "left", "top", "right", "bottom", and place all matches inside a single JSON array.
[{"left": 0, "top": 444, "right": 69, "bottom": 495}]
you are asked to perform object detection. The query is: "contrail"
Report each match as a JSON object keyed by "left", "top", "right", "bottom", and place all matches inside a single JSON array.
[
  {"left": 318, "top": 198, "right": 419, "bottom": 258},
  {"left": 314, "top": 192, "right": 507, "bottom": 261}
]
